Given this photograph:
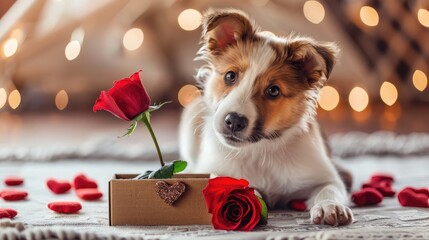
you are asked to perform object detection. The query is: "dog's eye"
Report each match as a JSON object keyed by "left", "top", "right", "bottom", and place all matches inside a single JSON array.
[
  {"left": 224, "top": 71, "right": 237, "bottom": 86},
  {"left": 266, "top": 85, "right": 281, "bottom": 98}
]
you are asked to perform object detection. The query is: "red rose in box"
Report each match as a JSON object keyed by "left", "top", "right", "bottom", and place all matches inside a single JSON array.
[{"left": 94, "top": 71, "right": 268, "bottom": 228}]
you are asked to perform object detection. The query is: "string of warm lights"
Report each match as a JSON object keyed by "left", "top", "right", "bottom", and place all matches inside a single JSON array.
[{"left": 0, "top": 1, "right": 428, "bottom": 114}]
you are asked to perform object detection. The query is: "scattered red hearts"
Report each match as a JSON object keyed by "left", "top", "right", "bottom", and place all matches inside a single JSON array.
[
  {"left": 76, "top": 188, "right": 103, "bottom": 201},
  {"left": 398, "top": 187, "right": 429, "bottom": 208},
  {"left": 352, "top": 188, "right": 383, "bottom": 206},
  {"left": 370, "top": 173, "right": 394, "bottom": 183},
  {"left": 73, "top": 174, "right": 98, "bottom": 190},
  {"left": 46, "top": 179, "right": 72, "bottom": 194},
  {"left": 289, "top": 199, "right": 307, "bottom": 211},
  {"left": 362, "top": 179, "right": 396, "bottom": 197},
  {"left": 0, "top": 208, "right": 17, "bottom": 219},
  {"left": 4, "top": 176, "right": 24, "bottom": 186},
  {"left": 0, "top": 189, "right": 28, "bottom": 201},
  {"left": 48, "top": 201, "right": 82, "bottom": 214}
]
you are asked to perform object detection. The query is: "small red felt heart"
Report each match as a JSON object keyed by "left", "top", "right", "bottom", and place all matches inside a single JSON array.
[
  {"left": 0, "top": 189, "right": 28, "bottom": 201},
  {"left": 352, "top": 188, "right": 383, "bottom": 206},
  {"left": 46, "top": 179, "right": 72, "bottom": 194},
  {"left": 76, "top": 188, "right": 103, "bottom": 201},
  {"left": 370, "top": 173, "right": 394, "bottom": 183},
  {"left": 400, "top": 187, "right": 429, "bottom": 196},
  {"left": 362, "top": 180, "right": 395, "bottom": 197},
  {"left": 0, "top": 208, "right": 17, "bottom": 219},
  {"left": 398, "top": 187, "right": 429, "bottom": 208},
  {"left": 73, "top": 174, "right": 98, "bottom": 190},
  {"left": 4, "top": 176, "right": 24, "bottom": 186},
  {"left": 289, "top": 199, "right": 307, "bottom": 211},
  {"left": 48, "top": 201, "right": 82, "bottom": 214}
]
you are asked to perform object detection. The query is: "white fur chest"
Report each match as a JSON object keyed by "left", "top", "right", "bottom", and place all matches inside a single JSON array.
[{"left": 195, "top": 124, "right": 338, "bottom": 208}]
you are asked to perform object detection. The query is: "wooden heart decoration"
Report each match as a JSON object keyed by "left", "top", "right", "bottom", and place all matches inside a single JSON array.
[{"left": 155, "top": 181, "right": 186, "bottom": 205}]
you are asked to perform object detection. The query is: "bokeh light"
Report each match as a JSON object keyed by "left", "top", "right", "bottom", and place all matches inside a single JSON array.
[
  {"left": 123, "top": 28, "right": 144, "bottom": 51},
  {"left": 418, "top": 9, "right": 429, "bottom": 27},
  {"left": 3, "top": 38, "right": 18, "bottom": 58},
  {"left": 55, "top": 90, "right": 69, "bottom": 110},
  {"left": 65, "top": 40, "right": 81, "bottom": 61},
  {"left": 318, "top": 86, "right": 340, "bottom": 111},
  {"left": 8, "top": 89, "right": 21, "bottom": 109},
  {"left": 303, "top": 1, "right": 325, "bottom": 24},
  {"left": 412, "top": 70, "right": 428, "bottom": 91},
  {"left": 0, "top": 88, "right": 7, "bottom": 109},
  {"left": 360, "top": 6, "right": 379, "bottom": 27},
  {"left": 380, "top": 81, "right": 398, "bottom": 106},
  {"left": 11, "top": 28, "right": 25, "bottom": 43},
  {"left": 71, "top": 27, "right": 85, "bottom": 43},
  {"left": 178, "top": 9, "right": 202, "bottom": 31},
  {"left": 178, "top": 85, "right": 201, "bottom": 107},
  {"left": 349, "top": 87, "right": 369, "bottom": 112}
]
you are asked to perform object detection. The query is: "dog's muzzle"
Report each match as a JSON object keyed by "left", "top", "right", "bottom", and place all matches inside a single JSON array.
[{"left": 224, "top": 112, "right": 248, "bottom": 134}]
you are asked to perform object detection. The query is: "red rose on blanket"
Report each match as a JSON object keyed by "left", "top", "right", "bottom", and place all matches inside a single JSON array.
[
  {"left": 202, "top": 177, "right": 267, "bottom": 231},
  {"left": 93, "top": 71, "right": 150, "bottom": 121}
]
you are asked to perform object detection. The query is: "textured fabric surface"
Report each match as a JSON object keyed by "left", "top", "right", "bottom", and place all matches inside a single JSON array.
[
  {"left": 1, "top": 132, "right": 429, "bottom": 239},
  {"left": 2, "top": 131, "right": 429, "bottom": 162},
  {"left": 1, "top": 156, "right": 429, "bottom": 240}
]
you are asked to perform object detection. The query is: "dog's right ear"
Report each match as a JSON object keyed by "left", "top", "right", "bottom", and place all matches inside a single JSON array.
[{"left": 202, "top": 9, "right": 256, "bottom": 55}]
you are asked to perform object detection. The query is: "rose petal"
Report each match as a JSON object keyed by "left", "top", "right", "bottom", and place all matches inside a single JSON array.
[
  {"left": 212, "top": 201, "right": 241, "bottom": 230},
  {"left": 93, "top": 91, "right": 130, "bottom": 121},
  {"left": 236, "top": 193, "right": 261, "bottom": 231},
  {"left": 109, "top": 78, "right": 150, "bottom": 120},
  {"left": 203, "top": 177, "right": 249, "bottom": 213}
]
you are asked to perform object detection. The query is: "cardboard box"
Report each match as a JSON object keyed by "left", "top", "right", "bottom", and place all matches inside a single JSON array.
[{"left": 109, "top": 173, "right": 212, "bottom": 226}]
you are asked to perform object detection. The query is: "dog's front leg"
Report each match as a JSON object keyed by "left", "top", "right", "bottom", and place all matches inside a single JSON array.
[{"left": 309, "top": 183, "right": 353, "bottom": 226}]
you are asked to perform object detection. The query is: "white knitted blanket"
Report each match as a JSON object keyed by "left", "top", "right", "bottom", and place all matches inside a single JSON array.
[{"left": 1, "top": 132, "right": 429, "bottom": 240}]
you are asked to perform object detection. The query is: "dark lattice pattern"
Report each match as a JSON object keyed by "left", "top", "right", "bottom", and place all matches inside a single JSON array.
[{"left": 325, "top": 0, "right": 429, "bottom": 83}]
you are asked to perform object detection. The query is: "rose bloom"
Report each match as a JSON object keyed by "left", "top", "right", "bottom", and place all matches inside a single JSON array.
[
  {"left": 203, "top": 177, "right": 262, "bottom": 231},
  {"left": 93, "top": 71, "right": 150, "bottom": 121}
]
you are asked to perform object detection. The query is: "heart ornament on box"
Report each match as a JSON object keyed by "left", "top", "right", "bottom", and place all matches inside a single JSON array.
[{"left": 155, "top": 181, "right": 186, "bottom": 205}]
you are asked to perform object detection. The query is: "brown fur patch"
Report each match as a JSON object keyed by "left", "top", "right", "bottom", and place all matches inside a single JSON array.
[
  {"left": 209, "top": 42, "right": 254, "bottom": 102},
  {"left": 249, "top": 40, "right": 314, "bottom": 133}
]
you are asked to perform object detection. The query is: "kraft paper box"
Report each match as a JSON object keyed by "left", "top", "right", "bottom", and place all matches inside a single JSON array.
[{"left": 109, "top": 173, "right": 212, "bottom": 226}]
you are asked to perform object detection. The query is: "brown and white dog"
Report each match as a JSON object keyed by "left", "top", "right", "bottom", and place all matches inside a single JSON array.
[{"left": 179, "top": 9, "right": 353, "bottom": 226}]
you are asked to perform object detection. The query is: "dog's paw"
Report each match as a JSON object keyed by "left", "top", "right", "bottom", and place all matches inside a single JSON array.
[{"left": 310, "top": 200, "right": 353, "bottom": 226}]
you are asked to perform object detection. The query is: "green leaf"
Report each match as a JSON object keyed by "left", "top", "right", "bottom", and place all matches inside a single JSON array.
[
  {"left": 147, "top": 101, "right": 171, "bottom": 113},
  {"left": 173, "top": 160, "right": 187, "bottom": 174},
  {"left": 135, "top": 170, "right": 153, "bottom": 179},
  {"left": 148, "top": 162, "right": 174, "bottom": 179},
  {"left": 147, "top": 160, "right": 188, "bottom": 179},
  {"left": 257, "top": 196, "right": 268, "bottom": 225},
  {"left": 119, "top": 121, "right": 138, "bottom": 138}
]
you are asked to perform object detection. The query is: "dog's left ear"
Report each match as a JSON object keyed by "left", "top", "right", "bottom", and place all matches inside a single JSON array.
[
  {"left": 287, "top": 40, "right": 339, "bottom": 86},
  {"left": 201, "top": 9, "right": 256, "bottom": 55}
]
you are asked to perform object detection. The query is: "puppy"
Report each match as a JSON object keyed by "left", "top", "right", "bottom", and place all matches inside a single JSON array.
[{"left": 179, "top": 9, "right": 353, "bottom": 226}]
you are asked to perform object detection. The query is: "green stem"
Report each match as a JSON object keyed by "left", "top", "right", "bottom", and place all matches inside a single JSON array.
[{"left": 141, "top": 112, "right": 165, "bottom": 167}]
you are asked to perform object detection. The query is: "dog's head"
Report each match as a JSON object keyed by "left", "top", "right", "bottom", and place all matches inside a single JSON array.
[{"left": 196, "top": 9, "right": 339, "bottom": 148}]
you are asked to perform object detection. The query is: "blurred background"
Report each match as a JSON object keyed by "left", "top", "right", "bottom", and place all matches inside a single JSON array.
[{"left": 0, "top": 0, "right": 428, "bottom": 149}]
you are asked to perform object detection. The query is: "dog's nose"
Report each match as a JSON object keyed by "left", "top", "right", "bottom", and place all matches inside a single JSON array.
[{"left": 224, "top": 112, "right": 248, "bottom": 133}]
